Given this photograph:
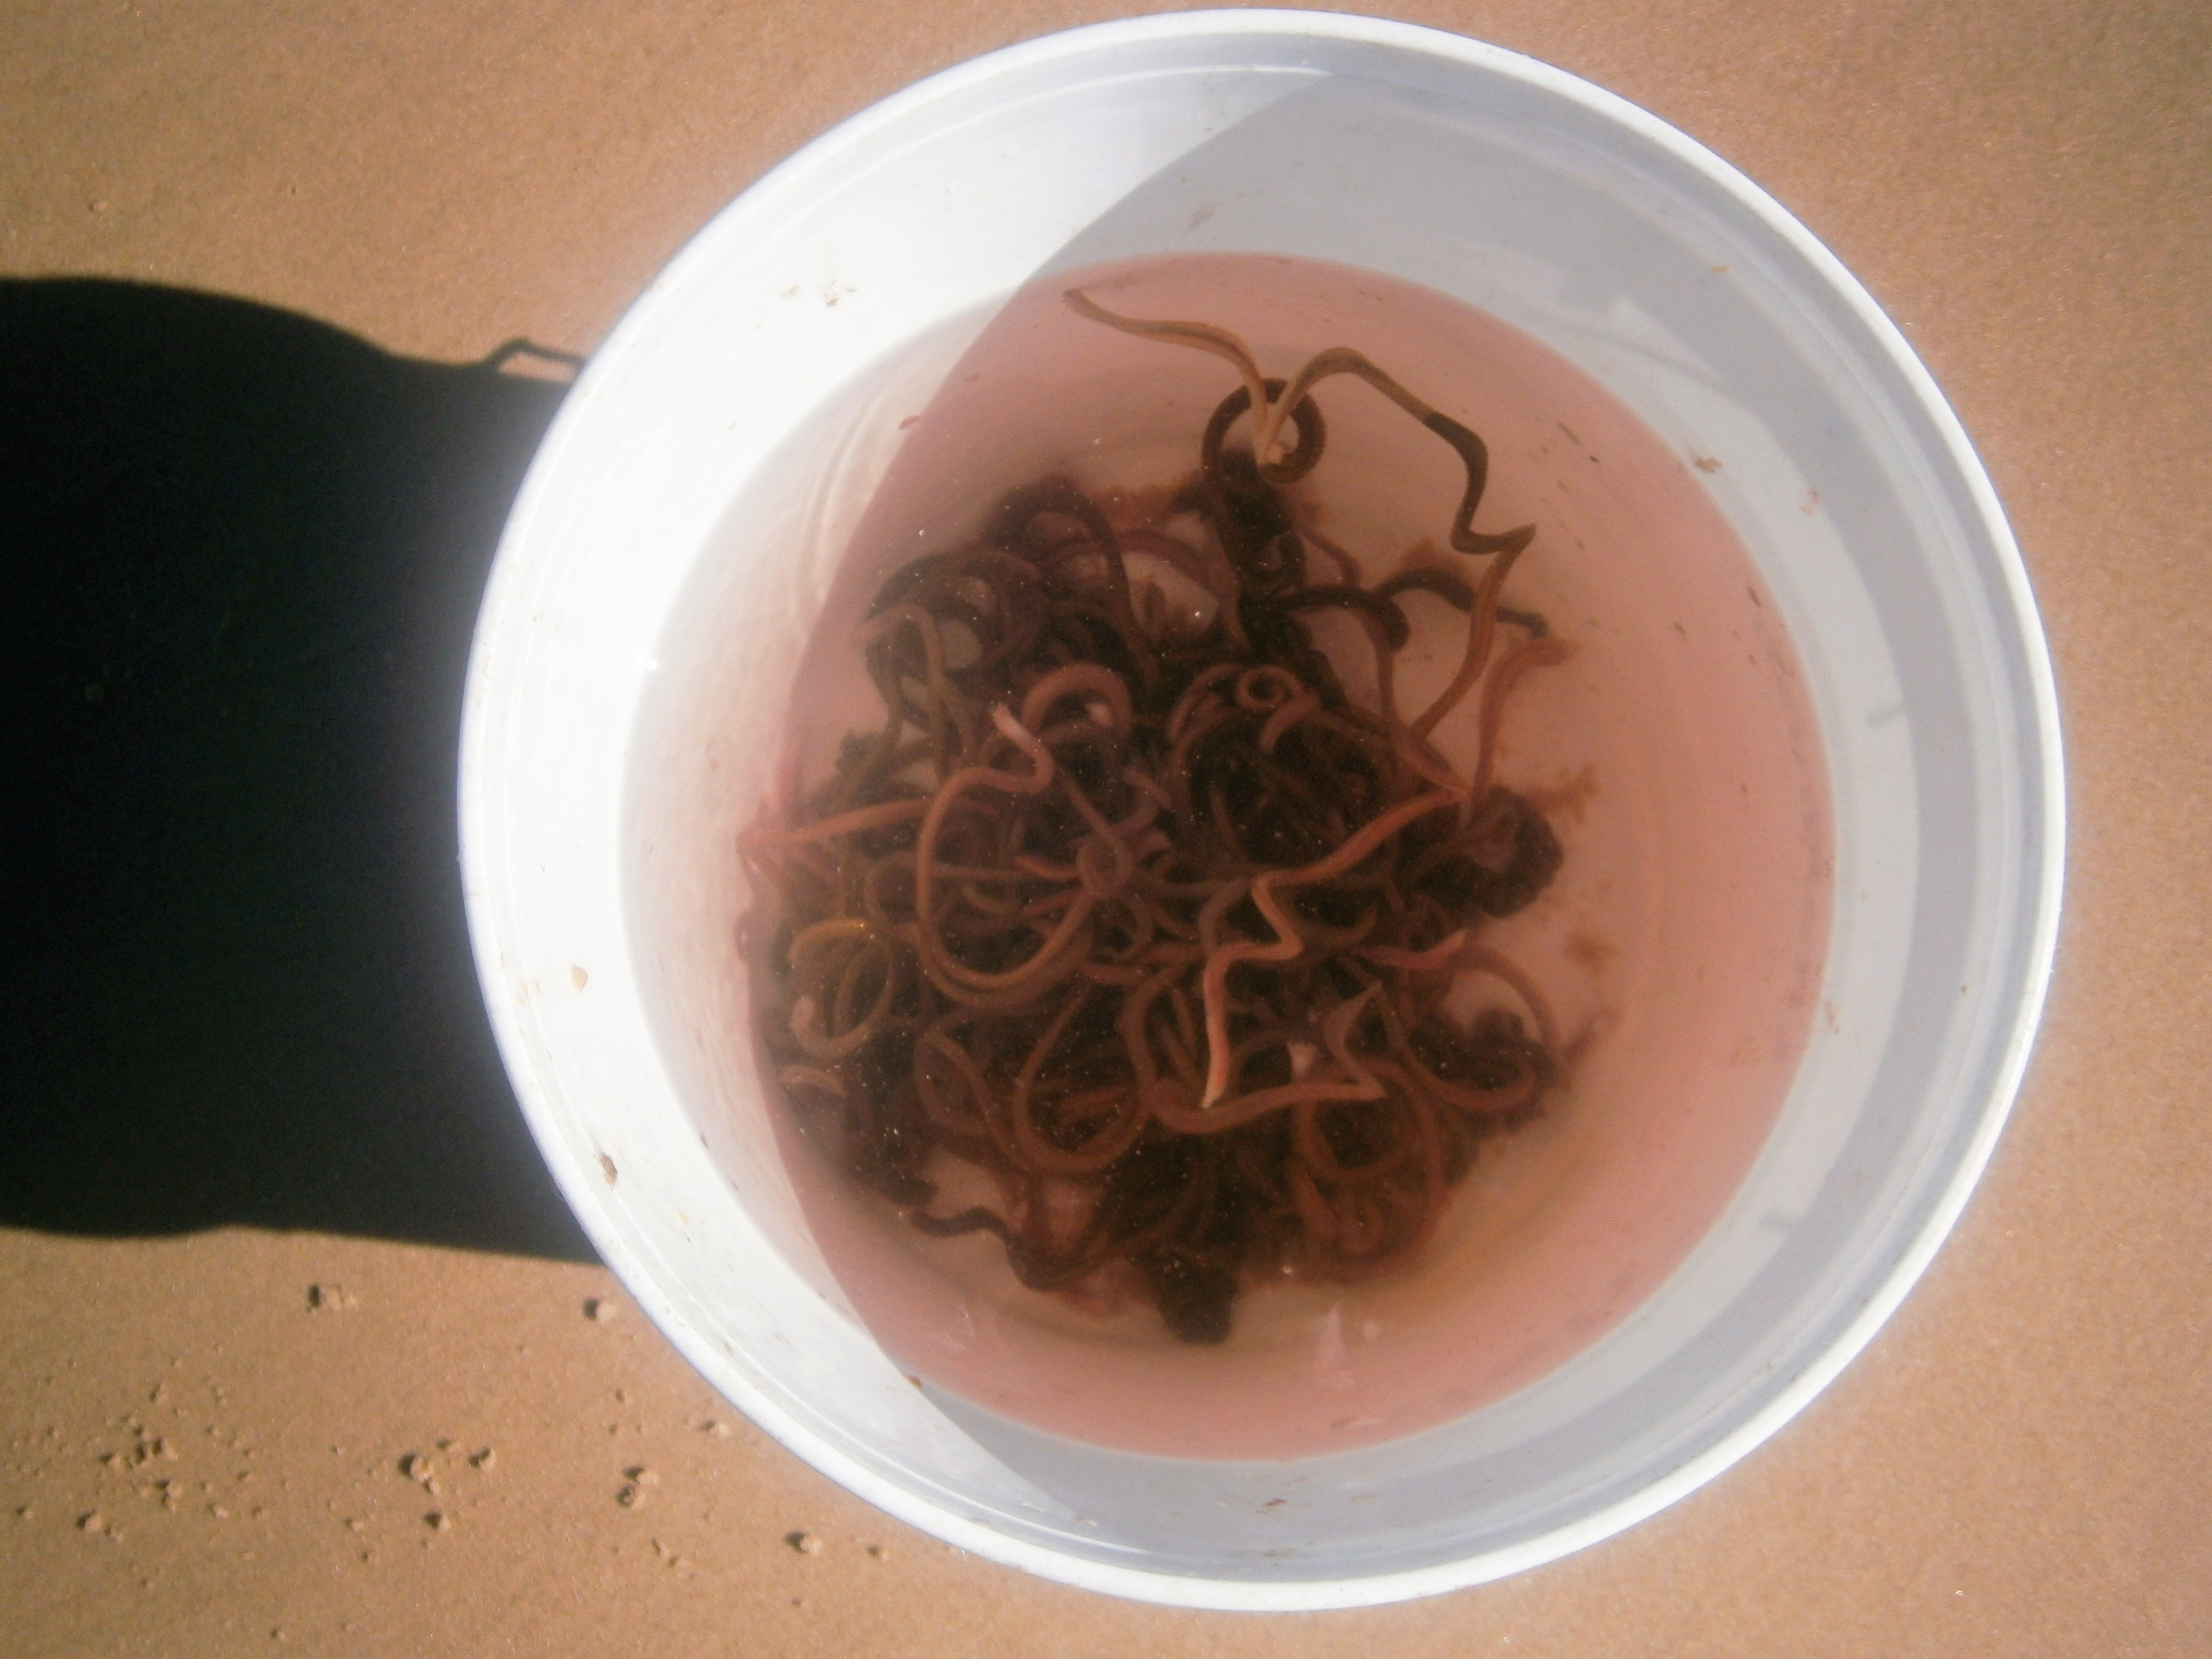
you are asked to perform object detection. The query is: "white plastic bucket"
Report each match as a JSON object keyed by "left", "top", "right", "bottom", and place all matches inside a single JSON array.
[{"left": 459, "top": 10, "right": 2062, "bottom": 1609}]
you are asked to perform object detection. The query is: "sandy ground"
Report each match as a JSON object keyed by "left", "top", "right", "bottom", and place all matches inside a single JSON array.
[{"left": 3, "top": 3, "right": 2207, "bottom": 1654}]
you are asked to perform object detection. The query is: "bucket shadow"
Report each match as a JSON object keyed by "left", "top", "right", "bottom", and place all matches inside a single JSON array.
[{"left": 1, "top": 278, "right": 594, "bottom": 1260}]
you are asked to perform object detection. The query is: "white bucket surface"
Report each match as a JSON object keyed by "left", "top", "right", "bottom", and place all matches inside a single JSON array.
[{"left": 459, "top": 10, "right": 2062, "bottom": 1609}]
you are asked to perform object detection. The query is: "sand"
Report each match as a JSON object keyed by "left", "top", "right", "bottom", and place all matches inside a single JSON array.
[{"left": 2, "top": 2, "right": 2207, "bottom": 1654}]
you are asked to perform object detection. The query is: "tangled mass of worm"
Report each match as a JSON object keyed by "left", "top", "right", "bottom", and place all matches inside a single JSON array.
[{"left": 742, "top": 291, "right": 1573, "bottom": 1343}]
